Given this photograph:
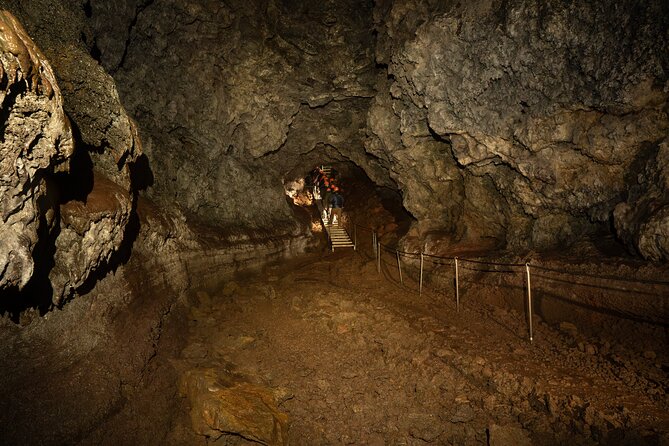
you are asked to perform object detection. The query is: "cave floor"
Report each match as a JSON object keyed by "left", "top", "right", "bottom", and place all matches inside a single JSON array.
[{"left": 164, "top": 249, "right": 668, "bottom": 445}]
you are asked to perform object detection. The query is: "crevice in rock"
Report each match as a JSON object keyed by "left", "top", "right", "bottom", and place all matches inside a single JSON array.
[
  {"left": 110, "top": 0, "right": 155, "bottom": 75},
  {"left": 82, "top": 0, "right": 92, "bottom": 19},
  {"left": 0, "top": 81, "right": 26, "bottom": 144}
]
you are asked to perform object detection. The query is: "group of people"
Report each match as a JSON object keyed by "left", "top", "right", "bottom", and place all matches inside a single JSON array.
[{"left": 309, "top": 166, "right": 344, "bottom": 226}]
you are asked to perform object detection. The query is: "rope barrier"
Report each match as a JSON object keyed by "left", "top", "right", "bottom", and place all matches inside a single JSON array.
[
  {"left": 381, "top": 246, "right": 525, "bottom": 267},
  {"left": 362, "top": 229, "right": 666, "bottom": 343},
  {"left": 422, "top": 252, "right": 453, "bottom": 260},
  {"left": 422, "top": 258, "right": 452, "bottom": 267},
  {"left": 352, "top": 223, "right": 375, "bottom": 233},
  {"left": 459, "top": 265, "right": 522, "bottom": 275},
  {"left": 530, "top": 263, "right": 669, "bottom": 287},
  {"left": 363, "top": 231, "right": 667, "bottom": 286},
  {"left": 531, "top": 272, "right": 666, "bottom": 297},
  {"left": 457, "top": 258, "right": 526, "bottom": 268}
]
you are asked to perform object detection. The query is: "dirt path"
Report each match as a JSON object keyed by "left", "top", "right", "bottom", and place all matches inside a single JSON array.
[{"left": 169, "top": 250, "right": 669, "bottom": 445}]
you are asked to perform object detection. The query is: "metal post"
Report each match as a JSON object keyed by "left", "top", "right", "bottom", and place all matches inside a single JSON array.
[
  {"left": 419, "top": 252, "right": 424, "bottom": 296},
  {"left": 376, "top": 241, "right": 381, "bottom": 273},
  {"left": 525, "top": 263, "right": 533, "bottom": 343},
  {"left": 396, "top": 250, "right": 403, "bottom": 285},
  {"left": 455, "top": 257, "right": 460, "bottom": 312},
  {"left": 372, "top": 232, "right": 377, "bottom": 258}
]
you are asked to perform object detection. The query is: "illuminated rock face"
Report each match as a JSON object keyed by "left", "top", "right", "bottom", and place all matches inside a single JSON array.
[
  {"left": 370, "top": 0, "right": 669, "bottom": 257},
  {"left": 87, "top": 0, "right": 668, "bottom": 259},
  {"left": 91, "top": 0, "right": 380, "bottom": 232},
  {"left": 1, "top": 0, "right": 668, "bottom": 309},
  {"left": 0, "top": 11, "right": 73, "bottom": 291},
  {"left": 0, "top": 3, "right": 142, "bottom": 304}
]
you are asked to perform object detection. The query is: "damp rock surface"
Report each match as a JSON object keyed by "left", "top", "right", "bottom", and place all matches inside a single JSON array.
[
  {"left": 0, "top": 1, "right": 146, "bottom": 307},
  {"left": 0, "top": 10, "right": 73, "bottom": 291}
]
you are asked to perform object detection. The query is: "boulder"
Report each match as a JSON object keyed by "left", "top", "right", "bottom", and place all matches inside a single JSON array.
[
  {"left": 179, "top": 368, "right": 288, "bottom": 445},
  {"left": 49, "top": 173, "right": 134, "bottom": 304}
]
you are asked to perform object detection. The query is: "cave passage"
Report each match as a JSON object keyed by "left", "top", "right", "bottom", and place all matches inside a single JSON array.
[
  {"left": 283, "top": 161, "right": 413, "bottom": 244},
  {"left": 0, "top": 0, "right": 668, "bottom": 445}
]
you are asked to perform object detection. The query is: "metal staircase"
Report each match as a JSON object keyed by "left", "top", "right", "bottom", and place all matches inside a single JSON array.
[
  {"left": 324, "top": 222, "right": 355, "bottom": 251},
  {"left": 315, "top": 194, "right": 355, "bottom": 252}
]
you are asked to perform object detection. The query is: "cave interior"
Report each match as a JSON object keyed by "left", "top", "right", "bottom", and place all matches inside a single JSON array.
[{"left": 0, "top": 0, "right": 668, "bottom": 444}]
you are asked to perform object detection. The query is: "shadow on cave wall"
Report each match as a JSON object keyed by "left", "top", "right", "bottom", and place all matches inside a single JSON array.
[
  {"left": 1, "top": 178, "right": 61, "bottom": 321},
  {"left": 67, "top": 152, "right": 154, "bottom": 302}
]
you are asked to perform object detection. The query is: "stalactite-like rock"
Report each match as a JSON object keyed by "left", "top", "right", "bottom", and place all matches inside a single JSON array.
[
  {"left": 0, "top": 10, "right": 73, "bottom": 291},
  {"left": 49, "top": 173, "right": 133, "bottom": 304},
  {"left": 0, "top": 2, "right": 145, "bottom": 304}
]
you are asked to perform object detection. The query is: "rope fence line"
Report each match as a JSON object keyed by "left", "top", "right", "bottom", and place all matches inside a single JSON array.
[
  {"left": 348, "top": 221, "right": 669, "bottom": 343},
  {"left": 530, "top": 272, "right": 665, "bottom": 297},
  {"left": 529, "top": 263, "right": 669, "bottom": 287}
]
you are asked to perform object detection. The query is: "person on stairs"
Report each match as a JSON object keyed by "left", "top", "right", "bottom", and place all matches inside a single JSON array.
[
  {"left": 322, "top": 182, "right": 333, "bottom": 222},
  {"left": 311, "top": 167, "right": 324, "bottom": 200},
  {"left": 329, "top": 187, "right": 344, "bottom": 226}
]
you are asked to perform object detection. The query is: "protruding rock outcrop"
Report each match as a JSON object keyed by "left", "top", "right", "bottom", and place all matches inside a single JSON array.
[
  {"left": 0, "top": 10, "right": 73, "bottom": 291},
  {"left": 49, "top": 173, "right": 134, "bottom": 303},
  {"left": 0, "top": 4, "right": 143, "bottom": 306},
  {"left": 614, "top": 136, "right": 669, "bottom": 261}
]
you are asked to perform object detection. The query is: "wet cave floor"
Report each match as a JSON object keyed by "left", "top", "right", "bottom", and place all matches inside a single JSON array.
[{"left": 143, "top": 247, "right": 669, "bottom": 445}]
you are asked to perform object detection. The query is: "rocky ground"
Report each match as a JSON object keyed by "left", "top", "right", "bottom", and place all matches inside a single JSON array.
[
  {"left": 1, "top": 226, "right": 667, "bottom": 445},
  {"left": 155, "top": 242, "right": 669, "bottom": 445}
]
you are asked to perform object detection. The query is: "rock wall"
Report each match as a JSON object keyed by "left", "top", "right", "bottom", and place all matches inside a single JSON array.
[
  {"left": 88, "top": 0, "right": 384, "bottom": 231},
  {"left": 0, "top": 0, "right": 142, "bottom": 307},
  {"left": 370, "top": 0, "right": 669, "bottom": 258},
  {"left": 0, "top": 11, "right": 73, "bottom": 291},
  {"left": 2, "top": 0, "right": 668, "bottom": 314},
  {"left": 86, "top": 0, "right": 669, "bottom": 261}
]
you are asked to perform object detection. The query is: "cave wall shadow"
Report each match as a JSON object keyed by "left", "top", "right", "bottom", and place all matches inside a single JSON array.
[{"left": 71, "top": 153, "right": 154, "bottom": 299}]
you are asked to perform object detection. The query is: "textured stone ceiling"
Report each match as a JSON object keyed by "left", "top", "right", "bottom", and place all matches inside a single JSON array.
[{"left": 91, "top": 0, "right": 382, "bottom": 229}]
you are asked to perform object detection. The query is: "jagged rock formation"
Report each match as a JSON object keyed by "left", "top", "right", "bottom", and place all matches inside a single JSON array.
[
  {"left": 0, "top": 10, "right": 73, "bottom": 291},
  {"left": 83, "top": 0, "right": 669, "bottom": 259},
  {"left": 370, "top": 0, "right": 669, "bottom": 258},
  {"left": 0, "top": 0, "right": 667, "bottom": 445},
  {"left": 614, "top": 136, "right": 669, "bottom": 261},
  {"left": 0, "top": 0, "right": 666, "bottom": 308},
  {"left": 0, "top": 1, "right": 143, "bottom": 305}
]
